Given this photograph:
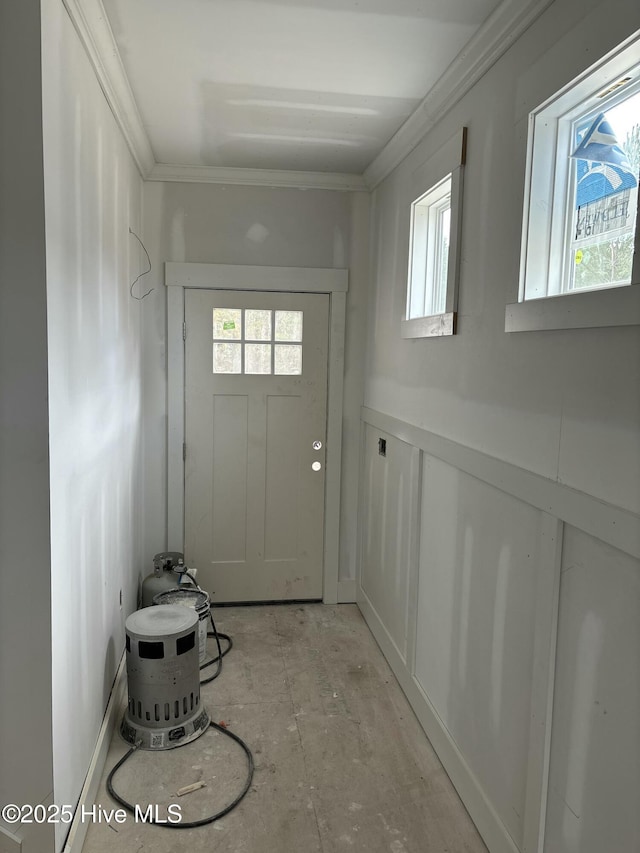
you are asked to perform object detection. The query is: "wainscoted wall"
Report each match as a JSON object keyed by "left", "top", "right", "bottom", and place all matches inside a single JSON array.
[
  {"left": 416, "top": 454, "right": 542, "bottom": 849},
  {"left": 544, "top": 528, "right": 640, "bottom": 853},
  {"left": 360, "top": 427, "right": 420, "bottom": 664},
  {"left": 357, "top": 408, "right": 639, "bottom": 853}
]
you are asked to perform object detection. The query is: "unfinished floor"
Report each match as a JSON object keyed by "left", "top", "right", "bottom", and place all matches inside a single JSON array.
[{"left": 82, "top": 604, "right": 486, "bottom": 853}]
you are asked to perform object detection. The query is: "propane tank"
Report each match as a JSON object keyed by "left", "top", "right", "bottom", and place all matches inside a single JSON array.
[{"left": 140, "top": 552, "right": 184, "bottom": 608}]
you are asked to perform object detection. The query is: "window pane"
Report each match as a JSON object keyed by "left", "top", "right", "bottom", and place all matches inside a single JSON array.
[
  {"left": 213, "top": 308, "right": 241, "bottom": 340},
  {"left": 274, "top": 345, "right": 302, "bottom": 375},
  {"left": 566, "top": 92, "right": 640, "bottom": 293},
  {"left": 407, "top": 174, "right": 452, "bottom": 320},
  {"left": 213, "top": 342, "right": 241, "bottom": 373},
  {"left": 245, "top": 344, "right": 272, "bottom": 374},
  {"left": 275, "top": 311, "right": 303, "bottom": 342},
  {"left": 408, "top": 203, "right": 428, "bottom": 319},
  {"left": 430, "top": 203, "right": 450, "bottom": 315},
  {"left": 245, "top": 309, "right": 271, "bottom": 341}
]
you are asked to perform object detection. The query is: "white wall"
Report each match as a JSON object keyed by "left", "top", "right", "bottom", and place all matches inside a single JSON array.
[
  {"left": 0, "top": 2, "right": 55, "bottom": 851},
  {"left": 358, "top": 0, "right": 640, "bottom": 852},
  {"left": 414, "top": 456, "right": 542, "bottom": 847},
  {"left": 545, "top": 527, "right": 640, "bottom": 853},
  {"left": 360, "top": 429, "right": 419, "bottom": 661},
  {"left": 365, "top": 0, "right": 640, "bottom": 516},
  {"left": 41, "top": 1, "right": 144, "bottom": 848},
  {"left": 142, "top": 181, "right": 369, "bottom": 586}
]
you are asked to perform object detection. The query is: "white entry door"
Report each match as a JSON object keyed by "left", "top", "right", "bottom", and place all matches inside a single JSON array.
[{"left": 184, "top": 289, "right": 329, "bottom": 603}]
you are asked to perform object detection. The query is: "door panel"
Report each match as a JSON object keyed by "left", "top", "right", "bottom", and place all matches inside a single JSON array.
[
  {"left": 184, "top": 289, "right": 329, "bottom": 602},
  {"left": 211, "top": 394, "right": 247, "bottom": 563},
  {"left": 265, "top": 395, "right": 301, "bottom": 561}
]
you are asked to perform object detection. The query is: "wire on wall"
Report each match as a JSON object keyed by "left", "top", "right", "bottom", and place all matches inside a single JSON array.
[{"left": 129, "top": 227, "right": 153, "bottom": 300}]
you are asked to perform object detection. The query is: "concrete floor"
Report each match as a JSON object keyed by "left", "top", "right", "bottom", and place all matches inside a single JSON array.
[{"left": 82, "top": 604, "right": 486, "bottom": 853}]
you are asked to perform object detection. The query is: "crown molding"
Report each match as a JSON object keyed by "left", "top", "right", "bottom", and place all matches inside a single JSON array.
[
  {"left": 66, "top": 0, "right": 554, "bottom": 193},
  {"left": 62, "top": 0, "right": 155, "bottom": 176},
  {"left": 61, "top": 0, "right": 365, "bottom": 191},
  {"left": 364, "top": 0, "right": 554, "bottom": 189},
  {"left": 148, "top": 162, "right": 368, "bottom": 192}
]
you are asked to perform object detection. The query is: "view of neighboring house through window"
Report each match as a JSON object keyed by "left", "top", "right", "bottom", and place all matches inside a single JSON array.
[
  {"left": 518, "top": 45, "right": 640, "bottom": 308},
  {"left": 566, "top": 87, "right": 640, "bottom": 294}
]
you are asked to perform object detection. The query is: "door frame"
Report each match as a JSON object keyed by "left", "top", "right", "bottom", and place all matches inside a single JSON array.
[{"left": 165, "top": 262, "right": 349, "bottom": 605}]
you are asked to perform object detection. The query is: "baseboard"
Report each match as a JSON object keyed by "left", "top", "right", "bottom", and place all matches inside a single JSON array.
[
  {"left": 357, "top": 587, "right": 520, "bottom": 853},
  {"left": 0, "top": 794, "right": 55, "bottom": 853},
  {"left": 62, "top": 654, "right": 126, "bottom": 853},
  {"left": 337, "top": 578, "right": 356, "bottom": 603},
  {"left": 0, "top": 823, "right": 22, "bottom": 852}
]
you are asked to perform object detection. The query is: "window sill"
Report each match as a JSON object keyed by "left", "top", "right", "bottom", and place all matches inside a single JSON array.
[
  {"left": 401, "top": 312, "right": 455, "bottom": 338},
  {"left": 505, "top": 284, "right": 640, "bottom": 332}
]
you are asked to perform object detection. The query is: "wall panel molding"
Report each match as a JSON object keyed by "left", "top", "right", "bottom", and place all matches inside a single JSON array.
[
  {"left": 357, "top": 408, "right": 638, "bottom": 853},
  {"left": 362, "top": 407, "right": 639, "bottom": 560},
  {"left": 357, "top": 590, "right": 520, "bottom": 853},
  {"left": 522, "top": 515, "right": 563, "bottom": 853}
]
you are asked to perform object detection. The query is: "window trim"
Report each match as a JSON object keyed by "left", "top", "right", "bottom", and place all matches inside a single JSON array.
[
  {"left": 505, "top": 283, "right": 640, "bottom": 332},
  {"left": 507, "top": 33, "right": 640, "bottom": 333},
  {"left": 401, "top": 127, "right": 466, "bottom": 339}
]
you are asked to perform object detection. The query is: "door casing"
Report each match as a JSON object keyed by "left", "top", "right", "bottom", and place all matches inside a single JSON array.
[{"left": 165, "top": 261, "right": 348, "bottom": 604}]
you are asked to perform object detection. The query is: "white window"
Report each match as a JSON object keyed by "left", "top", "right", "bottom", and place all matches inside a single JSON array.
[
  {"left": 507, "top": 36, "right": 640, "bottom": 332},
  {"left": 402, "top": 128, "right": 466, "bottom": 339},
  {"left": 407, "top": 175, "right": 452, "bottom": 319}
]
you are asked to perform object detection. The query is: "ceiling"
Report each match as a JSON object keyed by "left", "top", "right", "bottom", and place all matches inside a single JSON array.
[{"left": 100, "top": 0, "right": 505, "bottom": 177}]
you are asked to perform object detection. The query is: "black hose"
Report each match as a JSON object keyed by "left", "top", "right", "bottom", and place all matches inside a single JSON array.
[
  {"left": 199, "top": 612, "right": 232, "bottom": 685},
  {"left": 113, "top": 565, "right": 253, "bottom": 827},
  {"left": 172, "top": 568, "right": 232, "bottom": 684},
  {"left": 106, "top": 721, "right": 254, "bottom": 828}
]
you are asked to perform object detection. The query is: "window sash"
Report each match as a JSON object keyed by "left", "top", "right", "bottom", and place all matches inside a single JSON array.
[
  {"left": 521, "top": 50, "right": 640, "bottom": 303},
  {"left": 407, "top": 176, "right": 452, "bottom": 320}
]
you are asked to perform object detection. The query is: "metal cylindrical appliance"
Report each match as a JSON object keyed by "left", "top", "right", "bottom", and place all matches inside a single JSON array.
[
  {"left": 140, "top": 551, "right": 184, "bottom": 608},
  {"left": 120, "top": 605, "right": 210, "bottom": 750},
  {"left": 153, "top": 587, "right": 210, "bottom": 665}
]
